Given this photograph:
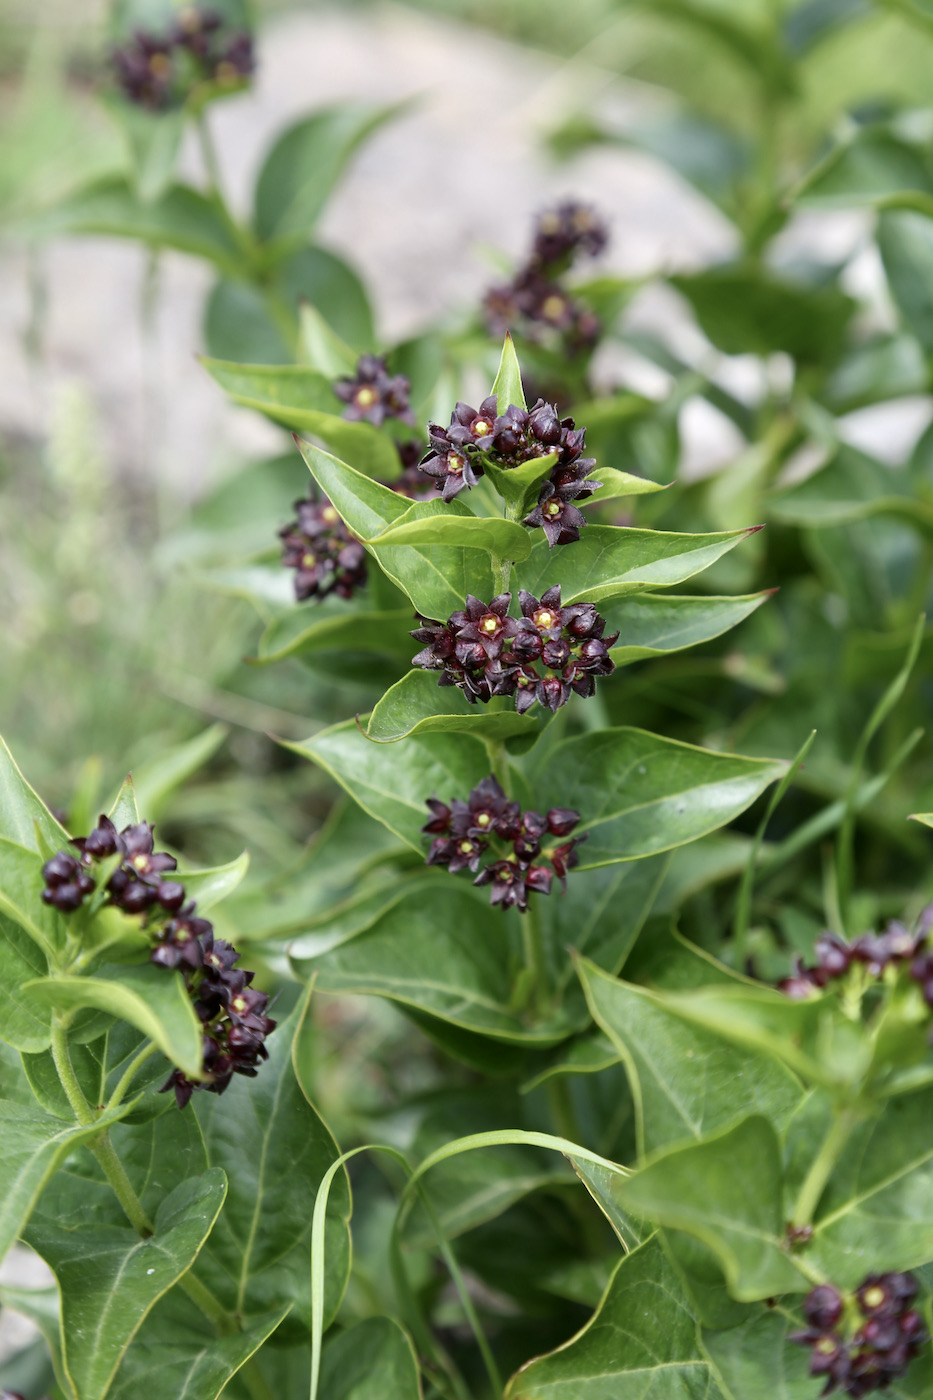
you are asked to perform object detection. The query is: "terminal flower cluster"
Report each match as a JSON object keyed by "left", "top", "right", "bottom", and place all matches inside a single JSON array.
[
  {"left": 411, "top": 587, "right": 617, "bottom": 713},
  {"left": 482, "top": 201, "right": 608, "bottom": 353},
  {"left": 110, "top": 4, "right": 254, "bottom": 110},
  {"left": 280, "top": 494, "right": 368, "bottom": 602},
  {"left": 791, "top": 1276, "right": 927, "bottom": 1395},
  {"left": 333, "top": 354, "right": 415, "bottom": 427},
  {"left": 420, "top": 396, "right": 600, "bottom": 546},
  {"left": 422, "top": 776, "right": 584, "bottom": 912},
  {"left": 779, "top": 908, "right": 933, "bottom": 1008},
  {"left": 41, "top": 816, "right": 275, "bottom": 1107}
]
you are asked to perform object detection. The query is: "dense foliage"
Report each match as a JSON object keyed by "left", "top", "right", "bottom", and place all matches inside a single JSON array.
[{"left": 9, "top": 1, "right": 933, "bottom": 1398}]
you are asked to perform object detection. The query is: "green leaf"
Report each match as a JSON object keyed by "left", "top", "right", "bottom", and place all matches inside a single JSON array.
[
  {"left": 823, "top": 333, "right": 929, "bottom": 413},
  {"left": 603, "top": 591, "right": 772, "bottom": 665},
  {"left": 298, "top": 303, "right": 359, "bottom": 377},
  {"left": 105, "top": 98, "right": 185, "bottom": 204},
  {"left": 768, "top": 445, "right": 930, "bottom": 533},
  {"left": 910, "top": 812, "right": 933, "bottom": 828},
  {"left": 25, "top": 964, "right": 203, "bottom": 1078},
  {"left": 365, "top": 670, "right": 540, "bottom": 744},
  {"left": 107, "top": 774, "right": 139, "bottom": 830},
  {"left": 19, "top": 179, "right": 244, "bottom": 274},
  {"left": 131, "top": 724, "right": 227, "bottom": 820},
  {"left": 296, "top": 441, "right": 495, "bottom": 616},
  {"left": 367, "top": 504, "right": 533, "bottom": 560},
  {"left": 616, "top": 1117, "right": 807, "bottom": 1301},
  {"left": 193, "top": 997, "right": 350, "bottom": 1339},
  {"left": 514, "top": 524, "right": 762, "bottom": 605},
  {"left": 581, "top": 468, "right": 668, "bottom": 505},
  {"left": 504, "top": 1234, "right": 728, "bottom": 1399},
  {"left": 282, "top": 723, "right": 490, "bottom": 853},
  {"left": 176, "top": 852, "right": 250, "bottom": 913},
  {"left": 0, "top": 1099, "right": 131, "bottom": 1268},
  {"left": 27, "top": 1170, "right": 227, "bottom": 1400},
  {"left": 202, "top": 360, "right": 400, "bottom": 480},
  {"left": 483, "top": 451, "right": 559, "bottom": 512},
  {"left": 318, "top": 1316, "right": 421, "bottom": 1400},
  {"left": 254, "top": 608, "right": 414, "bottom": 666},
  {"left": 0, "top": 836, "right": 67, "bottom": 955},
  {"left": 109, "top": 1291, "right": 289, "bottom": 1400},
  {"left": 671, "top": 265, "right": 855, "bottom": 363},
  {"left": 534, "top": 728, "right": 786, "bottom": 868},
  {"left": 491, "top": 332, "right": 526, "bottom": 413},
  {"left": 878, "top": 210, "right": 933, "bottom": 354},
  {"left": 577, "top": 957, "right": 802, "bottom": 1157},
  {"left": 0, "top": 735, "right": 69, "bottom": 853},
  {"left": 23, "top": 1020, "right": 169, "bottom": 1125},
  {"left": 0, "top": 913, "right": 50, "bottom": 1052},
  {"left": 808, "top": 1090, "right": 933, "bottom": 1287},
  {"left": 795, "top": 129, "right": 933, "bottom": 210},
  {"left": 254, "top": 102, "right": 404, "bottom": 251}
]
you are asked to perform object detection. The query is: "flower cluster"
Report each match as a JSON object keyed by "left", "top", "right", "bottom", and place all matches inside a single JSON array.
[
  {"left": 421, "top": 395, "right": 600, "bottom": 546},
  {"left": 333, "top": 354, "right": 415, "bottom": 427},
  {"left": 791, "top": 1276, "right": 926, "bottom": 1395},
  {"left": 422, "top": 776, "right": 584, "bottom": 912},
  {"left": 280, "top": 494, "right": 368, "bottom": 602},
  {"left": 391, "top": 439, "right": 434, "bottom": 499},
  {"left": 411, "top": 587, "right": 617, "bottom": 714},
  {"left": 482, "top": 201, "right": 608, "bottom": 352},
  {"left": 778, "top": 915, "right": 931, "bottom": 1001},
  {"left": 110, "top": 5, "right": 254, "bottom": 111},
  {"left": 40, "top": 816, "right": 275, "bottom": 1107}
]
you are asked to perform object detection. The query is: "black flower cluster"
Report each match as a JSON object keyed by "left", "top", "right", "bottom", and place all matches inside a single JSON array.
[
  {"left": 791, "top": 1276, "right": 927, "bottom": 1395},
  {"left": 482, "top": 201, "right": 608, "bottom": 352},
  {"left": 779, "top": 913, "right": 932, "bottom": 1001},
  {"left": 411, "top": 587, "right": 617, "bottom": 714},
  {"left": 110, "top": 5, "right": 254, "bottom": 110},
  {"left": 41, "top": 816, "right": 275, "bottom": 1108},
  {"left": 333, "top": 354, "right": 415, "bottom": 428},
  {"left": 421, "top": 396, "right": 600, "bottom": 546},
  {"left": 422, "top": 776, "right": 584, "bottom": 912},
  {"left": 280, "top": 495, "right": 368, "bottom": 602}
]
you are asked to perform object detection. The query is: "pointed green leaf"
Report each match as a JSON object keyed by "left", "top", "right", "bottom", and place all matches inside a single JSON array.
[
  {"left": 514, "top": 525, "right": 763, "bottom": 604},
  {"left": 254, "top": 102, "right": 405, "bottom": 250},
  {"left": 535, "top": 728, "right": 785, "bottom": 868},
  {"left": 879, "top": 209, "right": 933, "bottom": 355},
  {"left": 202, "top": 360, "right": 400, "bottom": 479},
  {"left": 577, "top": 957, "right": 802, "bottom": 1157},
  {"left": 296, "top": 441, "right": 495, "bottom": 615},
  {"left": 298, "top": 303, "right": 359, "bottom": 377},
  {"left": 107, "top": 775, "right": 139, "bottom": 829},
  {"left": 0, "top": 837, "right": 66, "bottom": 955},
  {"left": 911, "top": 812, "right": 933, "bottom": 828},
  {"left": 319, "top": 1316, "right": 422, "bottom": 1399},
  {"left": 366, "top": 670, "right": 540, "bottom": 744},
  {"left": 131, "top": 725, "right": 227, "bottom": 820},
  {"left": 483, "top": 451, "right": 559, "bottom": 511},
  {"left": 581, "top": 468, "right": 668, "bottom": 505},
  {"left": 491, "top": 332, "right": 526, "bottom": 413},
  {"left": 109, "top": 1292, "right": 289, "bottom": 1400},
  {"left": 505, "top": 1234, "right": 728, "bottom": 1399},
  {"left": 671, "top": 265, "right": 855, "bottom": 362},
  {"left": 0, "top": 914, "right": 50, "bottom": 1052},
  {"left": 193, "top": 1000, "right": 350, "bottom": 1337},
  {"left": 28, "top": 1170, "right": 226, "bottom": 1400},
  {"left": 367, "top": 504, "right": 533, "bottom": 560},
  {"left": 0, "top": 1099, "right": 131, "bottom": 1267},
  {"left": 616, "top": 1117, "right": 807, "bottom": 1300},
  {"left": 604, "top": 590, "right": 772, "bottom": 664},
  {"left": 18, "top": 179, "right": 243, "bottom": 273},
  {"left": 768, "top": 444, "right": 928, "bottom": 532},
  {"left": 282, "top": 721, "right": 490, "bottom": 853},
  {"left": 25, "top": 964, "right": 203, "bottom": 1078},
  {"left": 0, "top": 736, "right": 69, "bottom": 853},
  {"left": 254, "top": 608, "right": 414, "bottom": 666},
  {"left": 177, "top": 852, "right": 250, "bottom": 912}
]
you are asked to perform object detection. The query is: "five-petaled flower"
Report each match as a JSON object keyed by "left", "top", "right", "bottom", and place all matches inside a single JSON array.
[
  {"left": 280, "top": 494, "right": 368, "bottom": 602},
  {"left": 333, "top": 354, "right": 415, "bottom": 427}
]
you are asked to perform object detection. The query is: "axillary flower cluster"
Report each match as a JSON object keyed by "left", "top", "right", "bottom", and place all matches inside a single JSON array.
[
  {"left": 779, "top": 908, "right": 933, "bottom": 1018},
  {"left": 41, "top": 816, "right": 275, "bottom": 1107},
  {"left": 411, "top": 587, "right": 617, "bottom": 714},
  {"left": 423, "top": 776, "right": 584, "bottom": 912},
  {"left": 110, "top": 4, "right": 254, "bottom": 109},
  {"left": 792, "top": 1276, "right": 927, "bottom": 1396}
]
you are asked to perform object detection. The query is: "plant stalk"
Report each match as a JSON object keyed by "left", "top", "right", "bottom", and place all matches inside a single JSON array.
[
  {"left": 522, "top": 898, "right": 548, "bottom": 1017},
  {"left": 791, "top": 1108, "right": 860, "bottom": 1230},
  {"left": 107, "top": 1041, "right": 159, "bottom": 1111}
]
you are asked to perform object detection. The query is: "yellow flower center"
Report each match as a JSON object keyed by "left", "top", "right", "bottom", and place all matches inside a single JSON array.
[
  {"left": 301, "top": 552, "right": 316, "bottom": 568},
  {"left": 132, "top": 854, "right": 148, "bottom": 871},
  {"left": 541, "top": 295, "right": 566, "bottom": 321},
  {"left": 535, "top": 609, "right": 555, "bottom": 629},
  {"left": 149, "top": 52, "right": 171, "bottom": 78},
  {"left": 863, "top": 1286, "right": 886, "bottom": 1309},
  {"left": 355, "top": 386, "right": 378, "bottom": 407},
  {"left": 472, "top": 420, "right": 490, "bottom": 436},
  {"left": 232, "top": 996, "right": 247, "bottom": 1013},
  {"left": 459, "top": 840, "right": 474, "bottom": 854},
  {"left": 481, "top": 616, "right": 498, "bottom": 633},
  {"left": 815, "top": 1338, "right": 836, "bottom": 1356},
  {"left": 546, "top": 501, "right": 561, "bottom": 516},
  {"left": 447, "top": 453, "right": 463, "bottom": 474},
  {"left": 321, "top": 506, "right": 339, "bottom": 525},
  {"left": 476, "top": 813, "right": 491, "bottom": 827}
]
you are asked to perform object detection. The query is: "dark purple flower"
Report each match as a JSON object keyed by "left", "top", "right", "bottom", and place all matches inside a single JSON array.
[
  {"left": 420, "top": 425, "right": 484, "bottom": 501},
  {"left": 280, "top": 494, "right": 368, "bottom": 602},
  {"left": 333, "top": 354, "right": 414, "bottom": 427},
  {"left": 532, "top": 202, "right": 609, "bottom": 269},
  {"left": 41, "top": 850, "right": 96, "bottom": 912}
]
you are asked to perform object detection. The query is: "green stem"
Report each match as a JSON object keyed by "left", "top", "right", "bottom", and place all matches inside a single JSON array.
[
  {"left": 50, "top": 1015, "right": 94, "bottom": 1126},
  {"left": 522, "top": 898, "right": 548, "bottom": 1016},
  {"left": 197, "top": 109, "right": 226, "bottom": 205},
  {"left": 490, "top": 553, "right": 511, "bottom": 596},
  {"left": 90, "top": 1133, "right": 154, "bottom": 1236},
  {"left": 107, "top": 1042, "right": 158, "bottom": 1111},
  {"left": 483, "top": 737, "right": 510, "bottom": 795},
  {"left": 791, "top": 1108, "right": 860, "bottom": 1229}
]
